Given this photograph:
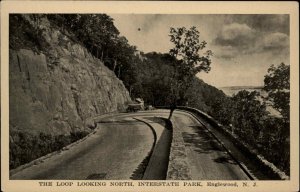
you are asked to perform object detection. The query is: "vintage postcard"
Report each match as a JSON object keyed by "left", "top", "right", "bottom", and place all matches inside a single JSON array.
[{"left": 1, "top": 1, "right": 299, "bottom": 192}]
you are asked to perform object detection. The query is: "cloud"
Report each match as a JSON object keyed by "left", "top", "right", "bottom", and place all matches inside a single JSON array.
[
  {"left": 232, "top": 15, "right": 289, "bottom": 35},
  {"left": 110, "top": 14, "right": 290, "bottom": 87},
  {"left": 213, "top": 21, "right": 290, "bottom": 60},
  {"left": 213, "top": 45, "right": 239, "bottom": 60},
  {"left": 213, "top": 23, "right": 257, "bottom": 59},
  {"left": 214, "top": 23, "right": 256, "bottom": 48},
  {"left": 260, "top": 32, "right": 289, "bottom": 51},
  {"left": 112, "top": 14, "right": 290, "bottom": 63}
]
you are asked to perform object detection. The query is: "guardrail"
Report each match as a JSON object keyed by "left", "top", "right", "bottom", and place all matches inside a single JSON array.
[{"left": 157, "top": 106, "right": 289, "bottom": 180}]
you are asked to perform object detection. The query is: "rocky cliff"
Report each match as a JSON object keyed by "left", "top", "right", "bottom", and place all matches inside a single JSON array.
[{"left": 9, "top": 15, "right": 131, "bottom": 135}]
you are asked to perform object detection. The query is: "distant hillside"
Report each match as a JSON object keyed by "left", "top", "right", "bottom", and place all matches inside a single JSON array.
[
  {"left": 186, "top": 78, "right": 228, "bottom": 115},
  {"left": 127, "top": 52, "right": 228, "bottom": 115},
  {"left": 219, "top": 86, "right": 264, "bottom": 97}
]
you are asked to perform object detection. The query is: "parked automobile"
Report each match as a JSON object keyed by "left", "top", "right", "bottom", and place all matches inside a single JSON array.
[
  {"left": 126, "top": 98, "right": 145, "bottom": 112},
  {"left": 126, "top": 103, "right": 143, "bottom": 112}
]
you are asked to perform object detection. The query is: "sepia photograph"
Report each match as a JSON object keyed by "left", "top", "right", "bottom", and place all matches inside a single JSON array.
[{"left": 1, "top": 1, "right": 299, "bottom": 192}]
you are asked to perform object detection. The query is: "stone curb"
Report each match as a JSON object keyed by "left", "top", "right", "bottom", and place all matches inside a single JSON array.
[{"left": 166, "top": 118, "right": 192, "bottom": 180}]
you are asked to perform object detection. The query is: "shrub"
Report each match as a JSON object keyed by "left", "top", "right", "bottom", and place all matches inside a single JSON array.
[{"left": 9, "top": 130, "right": 89, "bottom": 169}]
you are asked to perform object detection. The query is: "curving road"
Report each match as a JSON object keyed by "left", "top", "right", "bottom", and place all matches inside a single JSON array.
[{"left": 10, "top": 109, "right": 250, "bottom": 180}]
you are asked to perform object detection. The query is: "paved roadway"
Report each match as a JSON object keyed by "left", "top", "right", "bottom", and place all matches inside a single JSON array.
[
  {"left": 173, "top": 110, "right": 249, "bottom": 180},
  {"left": 10, "top": 109, "right": 249, "bottom": 180}
]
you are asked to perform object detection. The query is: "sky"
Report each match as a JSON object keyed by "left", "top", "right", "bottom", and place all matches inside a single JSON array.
[{"left": 110, "top": 14, "right": 290, "bottom": 88}]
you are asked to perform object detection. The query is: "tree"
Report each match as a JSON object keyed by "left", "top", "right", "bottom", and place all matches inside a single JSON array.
[
  {"left": 47, "top": 14, "right": 141, "bottom": 93},
  {"left": 167, "top": 26, "right": 212, "bottom": 119},
  {"left": 132, "top": 52, "right": 176, "bottom": 105},
  {"left": 263, "top": 63, "right": 290, "bottom": 173},
  {"left": 47, "top": 14, "right": 120, "bottom": 61},
  {"left": 73, "top": 14, "right": 120, "bottom": 60},
  {"left": 209, "top": 96, "right": 233, "bottom": 126},
  {"left": 261, "top": 116, "right": 289, "bottom": 172},
  {"left": 263, "top": 63, "right": 290, "bottom": 121},
  {"left": 231, "top": 90, "right": 268, "bottom": 142}
]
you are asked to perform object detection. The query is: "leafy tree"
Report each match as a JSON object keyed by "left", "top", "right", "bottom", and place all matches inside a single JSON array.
[
  {"left": 46, "top": 14, "right": 79, "bottom": 33},
  {"left": 167, "top": 26, "right": 212, "bottom": 119},
  {"left": 209, "top": 96, "right": 233, "bottom": 126},
  {"left": 130, "top": 52, "right": 175, "bottom": 105},
  {"left": 47, "top": 14, "right": 141, "bottom": 93},
  {"left": 9, "top": 14, "right": 49, "bottom": 52},
  {"left": 262, "top": 63, "right": 290, "bottom": 173},
  {"left": 9, "top": 131, "right": 89, "bottom": 169},
  {"left": 47, "top": 14, "right": 120, "bottom": 61},
  {"left": 231, "top": 90, "right": 268, "bottom": 142},
  {"left": 263, "top": 63, "right": 290, "bottom": 121},
  {"left": 260, "top": 116, "right": 289, "bottom": 172}
]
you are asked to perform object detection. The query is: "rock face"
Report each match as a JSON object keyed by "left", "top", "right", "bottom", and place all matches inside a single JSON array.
[{"left": 9, "top": 17, "right": 131, "bottom": 135}]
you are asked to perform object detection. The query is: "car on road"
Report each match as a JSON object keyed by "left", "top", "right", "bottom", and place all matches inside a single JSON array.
[
  {"left": 126, "top": 98, "right": 145, "bottom": 112},
  {"left": 126, "top": 103, "right": 143, "bottom": 112}
]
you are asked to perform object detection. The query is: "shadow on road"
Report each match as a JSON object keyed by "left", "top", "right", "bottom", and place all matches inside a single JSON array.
[
  {"left": 182, "top": 126, "right": 223, "bottom": 154},
  {"left": 213, "top": 156, "right": 237, "bottom": 165},
  {"left": 130, "top": 117, "right": 172, "bottom": 180},
  {"left": 130, "top": 153, "right": 152, "bottom": 179}
]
